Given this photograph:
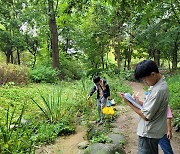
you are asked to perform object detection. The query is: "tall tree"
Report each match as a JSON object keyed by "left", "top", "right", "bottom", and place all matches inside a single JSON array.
[
  {"left": 0, "top": 0, "right": 26, "bottom": 64},
  {"left": 132, "top": 0, "right": 179, "bottom": 68},
  {"left": 48, "top": 0, "right": 60, "bottom": 69}
]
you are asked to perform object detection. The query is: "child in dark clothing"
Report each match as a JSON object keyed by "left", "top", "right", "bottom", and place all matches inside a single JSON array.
[{"left": 88, "top": 76, "right": 110, "bottom": 125}]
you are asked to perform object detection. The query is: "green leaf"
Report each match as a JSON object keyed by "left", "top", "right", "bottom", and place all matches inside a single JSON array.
[{"left": 0, "top": 24, "right": 6, "bottom": 31}]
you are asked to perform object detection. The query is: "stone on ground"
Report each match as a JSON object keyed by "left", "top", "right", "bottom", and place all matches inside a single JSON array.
[{"left": 84, "top": 143, "right": 125, "bottom": 154}]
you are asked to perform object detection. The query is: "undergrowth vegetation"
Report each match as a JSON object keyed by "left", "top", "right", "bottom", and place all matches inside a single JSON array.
[
  {"left": 167, "top": 74, "right": 180, "bottom": 131},
  {"left": 0, "top": 64, "right": 28, "bottom": 85},
  {"left": 0, "top": 73, "right": 130, "bottom": 153}
]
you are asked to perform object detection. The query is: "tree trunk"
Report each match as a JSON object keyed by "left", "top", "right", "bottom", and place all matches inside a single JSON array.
[
  {"left": 48, "top": 0, "right": 60, "bottom": 70},
  {"left": 10, "top": 52, "right": 13, "bottom": 64},
  {"left": 101, "top": 55, "right": 104, "bottom": 69},
  {"left": 66, "top": 38, "right": 69, "bottom": 53},
  {"left": 153, "top": 49, "right": 160, "bottom": 67},
  {"left": 17, "top": 50, "right": 20, "bottom": 65},
  {"left": 172, "top": 33, "right": 179, "bottom": 70},
  {"left": 117, "top": 35, "right": 121, "bottom": 69},
  {"left": 172, "top": 49, "right": 177, "bottom": 70},
  {"left": 32, "top": 54, "right": 37, "bottom": 68},
  {"left": 168, "top": 59, "right": 171, "bottom": 71},
  {"left": 124, "top": 60, "right": 126, "bottom": 71},
  {"left": 6, "top": 48, "right": 12, "bottom": 64},
  {"left": 6, "top": 53, "right": 11, "bottom": 64},
  {"left": 127, "top": 47, "right": 132, "bottom": 70},
  {"left": 106, "top": 52, "right": 108, "bottom": 69},
  {"left": 101, "top": 45, "right": 105, "bottom": 69}
]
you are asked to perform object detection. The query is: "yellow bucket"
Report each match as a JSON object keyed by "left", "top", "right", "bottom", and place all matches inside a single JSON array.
[{"left": 102, "top": 106, "right": 115, "bottom": 115}]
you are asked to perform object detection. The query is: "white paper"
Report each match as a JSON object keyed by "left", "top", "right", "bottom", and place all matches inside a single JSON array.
[{"left": 124, "top": 93, "right": 143, "bottom": 110}]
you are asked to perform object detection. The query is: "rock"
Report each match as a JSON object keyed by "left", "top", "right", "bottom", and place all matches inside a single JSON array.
[
  {"left": 108, "top": 133, "right": 125, "bottom": 145},
  {"left": 78, "top": 141, "right": 89, "bottom": 149},
  {"left": 112, "top": 128, "right": 121, "bottom": 134},
  {"left": 84, "top": 143, "right": 125, "bottom": 154}
]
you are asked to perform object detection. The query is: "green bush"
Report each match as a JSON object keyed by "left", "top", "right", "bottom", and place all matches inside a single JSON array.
[
  {"left": 29, "top": 65, "right": 58, "bottom": 83},
  {"left": 60, "top": 53, "right": 84, "bottom": 80},
  {"left": 0, "top": 64, "right": 28, "bottom": 85},
  {"left": 167, "top": 74, "right": 180, "bottom": 129}
]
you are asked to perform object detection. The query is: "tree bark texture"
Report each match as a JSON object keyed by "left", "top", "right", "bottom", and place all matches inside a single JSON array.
[
  {"left": 117, "top": 35, "right": 121, "bottom": 69},
  {"left": 172, "top": 33, "right": 179, "bottom": 70},
  {"left": 6, "top": 48, "right": 13, "bottom": 64},
  {"left": 48, "top": 0, "right": 60, "bottom": 70},
  {"left": 153, "top": 49, "right": 160, "bottom": 67},
  {"left": 17, "top": 50, "right": 20, "bottom": 65}
]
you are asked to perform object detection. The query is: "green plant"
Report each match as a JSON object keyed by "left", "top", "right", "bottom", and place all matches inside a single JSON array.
[
  {"left": 0, "top": 105, "right": 34, "bottom": 153},
  {"left": 90, "top": 134, "right": 112, "bottom": 143},
  {"left": 29, "top": 65, "right": 58, "bottom": 83},
  {"left": 60, "top": 53, "right": 84, "bottom": 80},
  {"left": 167, "top": 74, "right": 180, "bottom": 130},
  {"left": 31, "top": 86, "right": 64, "bottom": 123}
]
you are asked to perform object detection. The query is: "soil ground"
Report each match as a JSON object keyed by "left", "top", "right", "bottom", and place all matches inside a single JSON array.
[
  {"left": 36, "top": 81, "right": 180, "bottom": 154},
  {"left": 35, "top": 126, "right": 86, "bottom": 154}
]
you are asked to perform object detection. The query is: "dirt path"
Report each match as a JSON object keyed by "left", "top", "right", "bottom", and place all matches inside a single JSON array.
[
  {"left": 36, "top": 126, "right": 86, "bottom": 154},
  {"left": 117, "top": 81, "right": 180, "bottom": 154},
  {"left": 114, "top": 81, "right": 145, "bottom": 154}
]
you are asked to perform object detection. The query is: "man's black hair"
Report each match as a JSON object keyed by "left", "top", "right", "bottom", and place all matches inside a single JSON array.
[
  {"left": 93, "top": 75, "right": 100, "bottom": 83},
  {"left": 134, "top": 59, "right": 159, "bottom": 80}
]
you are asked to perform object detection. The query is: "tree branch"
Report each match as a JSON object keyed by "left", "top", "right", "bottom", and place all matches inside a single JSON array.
[
  {"left": 55, "top": 0, "right": 59, "bottom": 15},
  {"left": 170, "top": 0, "right": 180, "bottom": 24}
]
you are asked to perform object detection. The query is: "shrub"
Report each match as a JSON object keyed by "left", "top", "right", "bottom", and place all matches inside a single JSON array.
[
  {"left": 167, "top": 74, "right": 180, "bottom": 130},
  {"left": 0, "top": 64, "right": 28, "bottom": 86},
  {"left": 60, "top": 53, "right": 84, "bottom": 80},
  {"left": 29, "top": 65, "right": 58, "bottom": 83}
]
